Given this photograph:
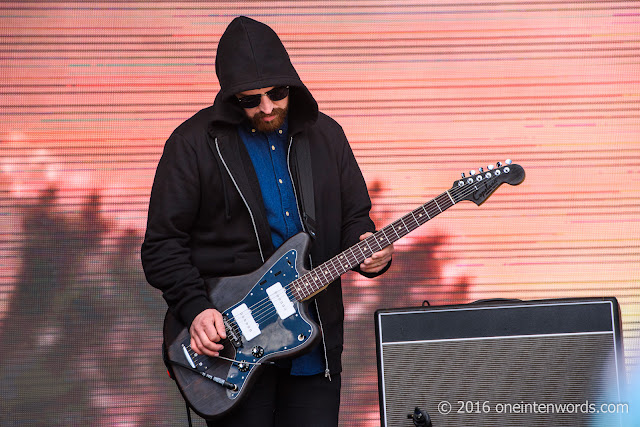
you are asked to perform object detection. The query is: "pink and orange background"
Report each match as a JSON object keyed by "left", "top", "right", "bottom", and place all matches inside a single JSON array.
[{"left": 1, "top": 2, "right": 639, "bottom": 425}]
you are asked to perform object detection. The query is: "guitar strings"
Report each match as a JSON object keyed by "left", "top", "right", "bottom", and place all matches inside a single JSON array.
[
  {"left": 238, "top": 191, "right": 443, "bottom": 325},
  {"left": 224, "top": 170, "right": 506, "bottom": 337},
  {"left": 228, "top": 186, "right": 465, "bottom": 332},
  {"left": 184, "top": 171, "right": 512, "bottom": 373},
  {"left": 226, "top": 176, "right": 487, "bottom": 333}
]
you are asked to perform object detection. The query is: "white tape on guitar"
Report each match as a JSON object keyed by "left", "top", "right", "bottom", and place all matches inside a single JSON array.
[{"left": 266, "top": 282, "right": 296, "bottom": 319}]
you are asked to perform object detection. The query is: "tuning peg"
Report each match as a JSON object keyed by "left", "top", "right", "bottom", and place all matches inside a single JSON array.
[
  {"left": 497, "top": 161, "right": 502, "bottom": 167},
  {"left": 461, "top": 172, "right": 466, "bottom": 178},
  {"left": 487, "top": 164, "right": 494, "bottom": 170},
  {"left": 479, "top": 167, "right": 484, "bottom": 172},
  {"left": 469, "top": 170, "right": 476, "bottom": 176},
  {"left": 506, "top": 159, "right": 512, "bottom": 165}
]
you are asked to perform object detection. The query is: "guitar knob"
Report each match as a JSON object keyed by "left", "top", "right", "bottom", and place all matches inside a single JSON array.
[
  {"left": 251, "top": 346, "right": 264, "bottom": 358},
  {"left": 237, "top": 362, "right": 250, "bottom": 372}
]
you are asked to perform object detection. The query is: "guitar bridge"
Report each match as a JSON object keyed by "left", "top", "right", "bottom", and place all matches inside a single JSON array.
[{"left": 223, "top": 314, "right": 243, "bottom": 348}]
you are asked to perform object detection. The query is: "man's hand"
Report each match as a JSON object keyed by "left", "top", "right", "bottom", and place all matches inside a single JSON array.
[
  {"left": 189, "top": 308, "right": 227, "bottom": 357},
  {"left": 359, "top": 232, "right": 394, "bottom": 273}
]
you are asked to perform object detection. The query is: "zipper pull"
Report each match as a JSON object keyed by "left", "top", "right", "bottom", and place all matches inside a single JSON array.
[{"left": 325, "top": 368, "right": 332, "bottom": 381}]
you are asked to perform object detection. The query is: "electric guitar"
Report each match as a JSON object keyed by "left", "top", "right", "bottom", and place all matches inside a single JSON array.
[{"left": 163, "top": 160, "right": 525, "bottom": 419}]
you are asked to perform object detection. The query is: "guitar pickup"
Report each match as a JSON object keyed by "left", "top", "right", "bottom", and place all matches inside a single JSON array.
[
  {"left": 266, "top": 282, "right": 296, "bottom": 319},
  {"left": 231, "top": 303, "right": 261, "bottom": 341}
]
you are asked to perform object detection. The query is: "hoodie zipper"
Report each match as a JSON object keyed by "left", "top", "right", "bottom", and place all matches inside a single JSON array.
[
  {"left": 287, "top": 136, "right": 331, "bottom": 380},
  {"left": 287, "top": 136, "right": 307, "bottom": 237},
  {"left": 215, "top": 137, "right": 265, "bottom": 263}
]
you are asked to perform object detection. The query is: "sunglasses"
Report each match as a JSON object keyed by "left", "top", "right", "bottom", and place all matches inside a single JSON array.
[{"left": 236, "top": 86, "right": 290, "bottom": 109}]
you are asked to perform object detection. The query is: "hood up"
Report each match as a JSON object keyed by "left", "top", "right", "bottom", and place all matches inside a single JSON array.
[{"left": 211, "top": 16, "right": 319, "bottom": 133}]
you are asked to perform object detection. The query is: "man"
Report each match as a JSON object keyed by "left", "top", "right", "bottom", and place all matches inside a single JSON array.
[{"left": 141, "top": 16, "right": 393, "bottom": 426}]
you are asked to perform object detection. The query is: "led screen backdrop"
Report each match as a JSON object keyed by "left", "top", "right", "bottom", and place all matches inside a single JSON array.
[{"left": 1, "top": 1, "right": 639, "bottom": 426}]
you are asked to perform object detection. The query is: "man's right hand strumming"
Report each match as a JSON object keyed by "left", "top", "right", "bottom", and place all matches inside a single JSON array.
[{"left": 189, "top": 308, "right": 227, "bottom": 357}]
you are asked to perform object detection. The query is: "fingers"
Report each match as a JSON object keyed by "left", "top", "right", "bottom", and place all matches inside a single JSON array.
[
  {"left": 359, "top": 232, "right": 394, "bottom": 273},
  {"left": 212, "top": 309, "right": 227, "bottom": 340},
  {"left": 189, "top": 308, "right": 226, "bottom": 357},
  {"left": 360, "top": 247, "right": 393, "bottom": 272}
]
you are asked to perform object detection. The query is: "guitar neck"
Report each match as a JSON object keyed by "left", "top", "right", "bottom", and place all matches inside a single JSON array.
[{"left": 291, "top": 190, "right": 456, "bottom": 301}]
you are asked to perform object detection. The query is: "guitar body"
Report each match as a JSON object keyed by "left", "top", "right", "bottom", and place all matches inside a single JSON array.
[
  {"left": 163, "top": 232, "right": 319, "bottom": 419},
  {"left": 162, "top": 161, "right": 525, "bottom": 419}
]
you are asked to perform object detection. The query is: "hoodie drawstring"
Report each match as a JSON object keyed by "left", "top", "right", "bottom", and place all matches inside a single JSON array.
[{"left": 314, "top": 300, "right": 332, "bottom": 381}]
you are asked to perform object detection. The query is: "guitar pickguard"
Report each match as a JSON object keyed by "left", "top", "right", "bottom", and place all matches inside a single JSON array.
[{"left": 176, "top": 249, "right": 316, "bottom": 399}]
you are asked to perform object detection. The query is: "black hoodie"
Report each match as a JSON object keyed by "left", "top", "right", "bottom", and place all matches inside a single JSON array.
[{"left": 141, "top": 16, "right": 386, "bottom": 375}]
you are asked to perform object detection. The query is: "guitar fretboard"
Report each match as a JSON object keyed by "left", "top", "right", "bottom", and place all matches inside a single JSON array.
[{"left": 290, "top": 190, "right": 456, "bottom": 301}]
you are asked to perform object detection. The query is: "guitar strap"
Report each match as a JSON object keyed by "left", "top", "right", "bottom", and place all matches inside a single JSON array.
[{"left": 294, "top": 135, "right": 317, "bottom": 240}]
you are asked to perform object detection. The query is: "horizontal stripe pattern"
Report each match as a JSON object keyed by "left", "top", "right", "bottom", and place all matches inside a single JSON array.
[{"left": 0, "top": 1, "right": 638, "bottom": 425}]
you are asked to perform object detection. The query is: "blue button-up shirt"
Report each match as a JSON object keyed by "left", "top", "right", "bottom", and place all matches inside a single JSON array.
[{"left": 238, "top": 118, "right": 325, "bottom": 376}]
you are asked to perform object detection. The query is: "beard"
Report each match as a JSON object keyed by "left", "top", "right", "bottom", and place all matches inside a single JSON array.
[{"left": 250, "top": 106, "right": 288, "bottom": 133}]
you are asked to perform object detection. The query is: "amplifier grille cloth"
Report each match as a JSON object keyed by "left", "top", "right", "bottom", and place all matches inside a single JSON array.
[{"left": 381, "top": 334, "right": 615, "bottom": 426}]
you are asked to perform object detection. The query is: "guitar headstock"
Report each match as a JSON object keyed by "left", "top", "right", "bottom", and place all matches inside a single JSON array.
[{"left": 451, "top": 160, "right": 525, "bottom": 206}]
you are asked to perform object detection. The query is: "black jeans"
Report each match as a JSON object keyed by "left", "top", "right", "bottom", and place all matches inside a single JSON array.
[{"left": 205, "top": 366, "right": 341, "bottom": 427}]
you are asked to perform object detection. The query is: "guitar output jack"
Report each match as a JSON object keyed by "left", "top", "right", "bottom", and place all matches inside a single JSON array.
[{"left": 298, "top": 334, "right": 306, "bottom": 341}]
